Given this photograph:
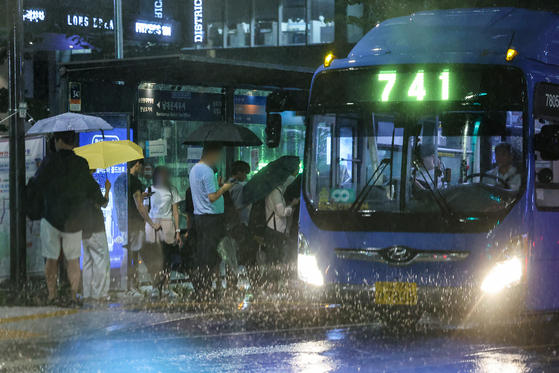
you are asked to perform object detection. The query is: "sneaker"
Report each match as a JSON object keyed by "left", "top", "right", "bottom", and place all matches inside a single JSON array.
[
  {"left": 162, "top": 289, "right": 178, "bottom": 298},
  {"left": 46, "top": 298, "right": 61, "bottom": 307},
  {"left": 125, "top": 287, "right": 144, "bottom": 298},
  {"left": 67, "top": 298, "right": 84, "bottom": 308}
]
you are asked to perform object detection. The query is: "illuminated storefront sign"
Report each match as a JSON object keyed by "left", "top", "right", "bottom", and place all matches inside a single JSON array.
[
  {"left": 135, "top": 21, "right": 172, "bottom": 36},
  {"left": 154, "top": 0, "right": 163, "bottom": 18},
  {"left": 194, "top": 0, "right": 203, "bottom": 43},
  {"left": 66, "top": 14, "right": 114, "bottom": 29},
  {"left": 23, "top": 9, "right": 45, "bottom": 22}
]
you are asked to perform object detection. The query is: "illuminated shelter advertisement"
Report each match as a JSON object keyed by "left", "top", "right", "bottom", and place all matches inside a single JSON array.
[
  {"left": 79, "top": 129, "right": 133, "bottom": 269},
  {"left": 0, "top": 137, "right": 45, "bottom": 279}
]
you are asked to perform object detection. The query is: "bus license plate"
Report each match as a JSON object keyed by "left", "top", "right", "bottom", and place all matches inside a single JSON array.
[{"left": 375, "top": 282, "right": 418, "bottom": 305}]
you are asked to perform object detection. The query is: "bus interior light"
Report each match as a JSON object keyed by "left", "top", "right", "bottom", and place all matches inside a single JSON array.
[
  {"left": 506, "top": 49, "right": 518, "bottom": 62},
  {"left": 324, "top": 53, "right": 335, "bottom": 68}
]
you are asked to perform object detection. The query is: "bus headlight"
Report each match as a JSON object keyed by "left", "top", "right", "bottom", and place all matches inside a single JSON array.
[
  {"left": 481, "top": 235, "right": 528, "bottom": 293},
  {"left": 297, "top": 232, "right": 324, "bottom": 286},
  {"left": 480, "top": 257, "right": 522, "bottom": 293}
]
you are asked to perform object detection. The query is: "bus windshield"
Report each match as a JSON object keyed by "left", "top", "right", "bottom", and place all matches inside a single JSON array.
[{"left": 305, "top": 65, "right": 526, "bottom": 227}]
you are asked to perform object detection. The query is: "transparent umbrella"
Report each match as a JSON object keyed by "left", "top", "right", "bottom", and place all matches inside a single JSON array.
[{"left": 26, "top": 113, "right": 113, "bottom": 135}]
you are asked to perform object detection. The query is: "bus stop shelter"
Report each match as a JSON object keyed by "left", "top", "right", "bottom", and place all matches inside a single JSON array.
[{"left": 52, "top": 54, "right": 315, "bottom": 281}]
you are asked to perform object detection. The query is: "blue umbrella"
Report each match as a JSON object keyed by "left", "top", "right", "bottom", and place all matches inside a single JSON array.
[
  {"left": 26, "top": 113, "right": 113, "bottom": 135},
  {"left": 242, "top": 155, "right": 300, "bottom": 206}
]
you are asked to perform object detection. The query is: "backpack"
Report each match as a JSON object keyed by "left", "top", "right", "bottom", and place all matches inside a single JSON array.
[
  {"left": 248, "top": 198, "right": 267, "bottom": 237},
  {"left": 184, "top": 188, "right": 194, "bottom": 215},
  {"left": 24, "top": 153, "right": 54, "bottom": 221},
  {"left": 25, "top": 176, "right": 43, "bottom": 221},
  {"left": 223, "top": 190, "right": 240, "bottom": 227},
  {"left": 248, "top": 193, "right": 278, "bottom": 237}
]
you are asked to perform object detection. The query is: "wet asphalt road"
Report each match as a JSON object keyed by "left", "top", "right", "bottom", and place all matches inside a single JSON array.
[{"left": 3, "top": 301, "right": 559, "bottom": 373}]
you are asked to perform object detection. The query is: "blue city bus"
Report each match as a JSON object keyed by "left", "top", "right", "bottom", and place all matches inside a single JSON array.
[{"left": 296, "top": 8, "right": 559, "bottom": 321}]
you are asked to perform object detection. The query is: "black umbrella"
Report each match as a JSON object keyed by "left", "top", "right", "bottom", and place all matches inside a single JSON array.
[
  {"left": 283, "top": 173, "right": 302, "bottom": 202},
  {"left": 242, "top": 155, "right": 300, "bottom": 206},
  {"left": 182, "top": 122, "right": 262, "bottom": 146}
]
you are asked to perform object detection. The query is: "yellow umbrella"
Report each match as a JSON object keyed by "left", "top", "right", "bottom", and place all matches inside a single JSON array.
[{"left": 74, "top": 140, "right": 144, "bottom": 169}]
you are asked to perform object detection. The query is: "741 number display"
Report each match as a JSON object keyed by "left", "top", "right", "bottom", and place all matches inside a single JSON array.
[{"left": 377, "top": 70, "right": 450, "bottom": 102}]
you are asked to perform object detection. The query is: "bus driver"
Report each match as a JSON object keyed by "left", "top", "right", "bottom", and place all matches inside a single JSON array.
[{"left": 483, "top": 142, "right": 521, "bottom": 191}]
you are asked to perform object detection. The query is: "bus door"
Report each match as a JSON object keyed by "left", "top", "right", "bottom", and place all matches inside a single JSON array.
[
  {"left": 332, "top": 115, "right": 360, "bottom": 208},
  {"left": 531, "top": 83, "right": 559, "bottom": 311}
]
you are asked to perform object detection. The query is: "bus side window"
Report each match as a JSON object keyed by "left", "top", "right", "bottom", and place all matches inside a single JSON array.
[{"left": 535, "top": 120, "right": 559, "bottom": 210}]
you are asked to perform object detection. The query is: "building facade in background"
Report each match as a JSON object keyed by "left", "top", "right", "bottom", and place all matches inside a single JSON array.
[{"left": 13, "top": 0, "right": 364, "bottom": 120}]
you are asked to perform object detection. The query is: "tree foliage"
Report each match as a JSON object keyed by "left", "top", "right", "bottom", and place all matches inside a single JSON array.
[{"left": 340, "top": 0, "right": 559, "bottom": 34}]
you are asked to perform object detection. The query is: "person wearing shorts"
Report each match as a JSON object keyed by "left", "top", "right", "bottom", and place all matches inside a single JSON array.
[{"left": 32, "top": 131, "right": 101, "bottom": 306}]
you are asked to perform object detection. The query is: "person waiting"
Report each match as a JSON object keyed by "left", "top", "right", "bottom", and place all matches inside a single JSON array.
[
  {"left": 145, "top": 166, "right": 183, "bottom": 298},
  {"left": 82, "top": 171, "right": 112, "bottom": 303},
  {"left": 189, "top": 144, "right": 233, "bottom": 297}
]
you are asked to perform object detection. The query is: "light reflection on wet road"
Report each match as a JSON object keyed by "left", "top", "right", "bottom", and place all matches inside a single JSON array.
[{"left": 3, "top": 305, "right": 559, "bottom": 373}]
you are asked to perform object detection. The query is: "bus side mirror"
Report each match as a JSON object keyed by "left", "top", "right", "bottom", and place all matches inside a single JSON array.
[
  {"left": 535, "top": 124, "right": 559, "bottom": 160},
  {"left": 266, "top": 114, "right": 282, "bottom": 148}
]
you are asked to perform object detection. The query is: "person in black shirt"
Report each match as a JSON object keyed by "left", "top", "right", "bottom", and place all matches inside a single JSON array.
[
  {"left": 82, "top": 171, "right": 112, "bottom": 302},
  {"left": 114, "top": 158, "right": 160, "bottom": 294},
  {"left": 33, "top": 131, "right": 101, "bottom": 306}
]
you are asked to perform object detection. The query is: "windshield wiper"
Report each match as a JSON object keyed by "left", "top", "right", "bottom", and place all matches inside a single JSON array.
[
  {"left": 349, "top": 158, "right": 390, "bottom": 213},
  {"left": 413, "top": 158, "right": 455, "bottom": 221}
]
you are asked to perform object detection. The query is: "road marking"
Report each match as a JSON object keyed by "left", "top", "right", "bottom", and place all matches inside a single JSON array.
[
  {"left": 0, "top": 329, "right": 44, "bottom": 340},
  {"left": 0, "top": 309, "right": 80, "bottom": 325}
]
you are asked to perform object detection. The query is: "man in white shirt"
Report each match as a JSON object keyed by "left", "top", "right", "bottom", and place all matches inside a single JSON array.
[{"left": 483, "top": 142, "right": 521, "bottom": 191}]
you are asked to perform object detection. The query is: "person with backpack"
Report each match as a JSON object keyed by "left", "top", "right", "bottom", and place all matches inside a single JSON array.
[
  {"left": 145, "top": 166, "right": 183, "bottom": 298},
  {"left": 229, "top": 161, "right": 251, "bottom": 227},
  {"left": 264, "top": 170, "right": 300, "bottom": 266},
  {"left": 31, "top": 130, "right": 104, "bottom": 306}
]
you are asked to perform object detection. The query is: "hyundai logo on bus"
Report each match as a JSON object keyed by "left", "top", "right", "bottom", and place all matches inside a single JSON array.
[
  {"left": 384, "top": 246, "right": 413, "bottom": 263},
  {"left": 194, "top": 0, "right": 203, "bottom": 43}
]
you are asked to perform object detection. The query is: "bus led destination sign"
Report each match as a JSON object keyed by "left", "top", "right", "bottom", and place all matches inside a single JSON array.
[{"left": 310, "top": 65, "right": 529, "bottom": 107}]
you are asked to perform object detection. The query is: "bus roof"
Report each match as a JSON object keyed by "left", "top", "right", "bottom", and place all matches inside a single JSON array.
[{"left": 347, "top": 8, "right": 559, "bottom": 67}]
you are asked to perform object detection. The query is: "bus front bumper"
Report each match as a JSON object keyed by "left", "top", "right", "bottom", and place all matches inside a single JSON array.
[{"left": 303, "top": 282, "right": 527, "bottom": 319}]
